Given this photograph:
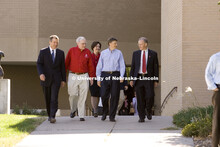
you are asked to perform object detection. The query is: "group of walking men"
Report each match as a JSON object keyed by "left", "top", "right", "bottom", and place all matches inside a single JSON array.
[
  {"left": 36, "top": 33, "right": 220, "bottom": 146},
  {"left": 37, "top": 35, "right": 159, "bottom": 123}
]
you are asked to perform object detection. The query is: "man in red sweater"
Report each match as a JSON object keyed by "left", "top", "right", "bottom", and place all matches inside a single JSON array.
[{"left": 65, "top": 36, "right": 95, "bottom": 121}]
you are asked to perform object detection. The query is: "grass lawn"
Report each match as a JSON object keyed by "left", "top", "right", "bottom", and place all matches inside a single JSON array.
[{"left": 0, "top": 114, "right": 46, "bottom": 147}]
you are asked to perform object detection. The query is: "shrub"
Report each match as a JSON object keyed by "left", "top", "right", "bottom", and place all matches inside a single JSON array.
[
  {"left": 39, "top": 110, "right": 47, "bottom": 116},
  {"left": 182, "top": 116, "right": 212, "bottom": 137},
  {"left": 173, "top": 106, "right": 213, "bottom": 128},
  {"left": 22, "top": 103, "right": 32, "bottom": 115},
  {"left": 13, "top": 105, "right": 21, "bottom": 114},
  {"left": 12, "top": 103, "right": 47, "bottom": 116}
]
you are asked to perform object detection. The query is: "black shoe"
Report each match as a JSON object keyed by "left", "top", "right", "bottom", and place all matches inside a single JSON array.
[
  {"left": 80, "top": 118, "right": 85, "bottom": 121},
  {"left": 110, "top": 118, "right": 116, "bottom": 122},
  {"left": 70, "top": 111, "right": 76, "bottom": 118},
  {"left": 147, "top": 114, "right": 152, "bottom": 120},
  {"left": 146, "top": 111, "right": 152, "bottom": 120},
  {"left": 50, "top": 118, "right": 56, "bottom": 123},
  {"left": 101, "top": 115, "right": 106, "bottom": 121},
  {"left": 94, "top": 113, "right": 98, "bottom": 118},
  {"left": 138, "top": 119, "right": 145, "bottom": 123}
]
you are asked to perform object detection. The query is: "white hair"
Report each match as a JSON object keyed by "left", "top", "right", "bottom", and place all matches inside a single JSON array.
[
  {"left": 76, "top": 36, "right": 86, "bottom": 43},
  {"left": 49, "top": 35, "right": 59, "bottom": 41},
  {"left": 138, "top": 37, "right": 148, "bottom": 43}
]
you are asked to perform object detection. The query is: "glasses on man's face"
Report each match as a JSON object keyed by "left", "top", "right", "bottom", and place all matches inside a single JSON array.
[{"left": 80, "top": 43, "right": 86, "bottom": 45}]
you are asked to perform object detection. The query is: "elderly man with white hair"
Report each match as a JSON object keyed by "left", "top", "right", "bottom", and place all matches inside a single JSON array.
[{"left": 65, "top": 36, "right": 95, "bottom": 121}]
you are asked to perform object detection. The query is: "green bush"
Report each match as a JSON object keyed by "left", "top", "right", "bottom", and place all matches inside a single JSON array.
[
  {"left": 182, "top": 117, "right": 212, "bottom": 137},
  {"left": 39, "top": 110, "right": 47, "bottom": 116},
  {"left": 13, "top": 105, "right": 21, "bottom": 114},
  {"left": 22, "top": 103, "right": 32, "bottom": 115},
  {"left": 12, "top": 103, "right": 47, "bottom": 116},
  {"left": 173, "top": 106, "right": 213, "bottom": 128}
]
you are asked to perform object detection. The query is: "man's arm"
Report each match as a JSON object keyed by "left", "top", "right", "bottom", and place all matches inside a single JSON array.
[
  {"left": 119, "top": 51, "right": 125, "bottom": 82},
  {"left": 88, "top": 51, "right": 95, "bottom": 78},
  {"left": 65, "top": 48, "right": 71, "bottom": 73},
  {"left": 205, "top": 57, "right": 218, "bottom": 91},
  {"left": 96, "top": 52, "right": 103, "bottom": 81},
  {"left": 96, "top": 52, "right": 103, "bottom": 87},
  {"left": 61, "top": 51, "right": 66, "bottom": 82},
  {"left": 130, "top": 52, "right": 135, "bottom": 87},
  {"left": 37, "top": 50, "right": 45, "bottom": 81}
]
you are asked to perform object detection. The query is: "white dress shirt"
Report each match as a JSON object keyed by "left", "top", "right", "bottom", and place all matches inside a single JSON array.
[
  {"left": 205, "top": 52, "right": 220, "bottom": 90},
  {"left": 139, "top": 49, "right": 148, "bottom": 74}
]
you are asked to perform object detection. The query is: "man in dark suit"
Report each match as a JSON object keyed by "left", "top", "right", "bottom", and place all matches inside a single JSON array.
[
  {"left": 37, "top": 35, "right": 66, "bottom": 123},
  {"left": 130, "top": 37, "right": 159, "bottom": 122}
]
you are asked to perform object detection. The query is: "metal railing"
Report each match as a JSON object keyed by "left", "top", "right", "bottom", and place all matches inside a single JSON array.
[{"left": 160, "top": 86, "right": 178, "bottom": 113}]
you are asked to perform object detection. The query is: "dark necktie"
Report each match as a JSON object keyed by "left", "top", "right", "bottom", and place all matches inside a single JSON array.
[
  {"left": 142, "top": 51, "right": 146, "bottom": 73},
  {"left": 52, "top": 50, "right": 55, "bottom": 63}
]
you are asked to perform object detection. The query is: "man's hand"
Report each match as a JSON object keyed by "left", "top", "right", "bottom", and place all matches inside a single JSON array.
[
  {"left": 214, "top": 88, "right": 219, "bottom": 92},
  {"left": 130, "top": 81, "right": 134, "bottom": 87},
  {"left": 124, "top": 86, "right": 128, "bottom": 90},
  {"left": 97, "top": 81, "right": 101, "bottom": 87},
  {"left": 40, "top": 74, "right": 45, "bottom": 81},
  {"left": 61, "top": 81, "right": 66, "bottom": 88},
  {"left": 90, "top": 79, "right": 94, "bottom": 86},
  {"left": 154, "top": 82, "right": 159, "bottom": 88}
]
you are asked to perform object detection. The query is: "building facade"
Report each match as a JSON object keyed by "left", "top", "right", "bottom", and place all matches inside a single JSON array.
[{"left": 0, "top": 0, "right": 219, "bottom": 115}]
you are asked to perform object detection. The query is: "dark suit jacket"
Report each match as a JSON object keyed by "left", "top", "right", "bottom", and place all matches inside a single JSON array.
[
  {"left": 130, "top": 49, "right": 159, "bottom": 86},
  {"left": 37, "top": 47, "right": 66, "bottom": 87}
]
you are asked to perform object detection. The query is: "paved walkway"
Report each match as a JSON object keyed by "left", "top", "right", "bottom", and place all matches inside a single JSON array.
[{"left": 16, "top": 116, "right": 194, "bottom": 147}]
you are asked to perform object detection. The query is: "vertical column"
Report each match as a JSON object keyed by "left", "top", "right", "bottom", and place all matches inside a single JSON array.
[{"left": 0, "top": 79, "right": 11, "bottom": 114}]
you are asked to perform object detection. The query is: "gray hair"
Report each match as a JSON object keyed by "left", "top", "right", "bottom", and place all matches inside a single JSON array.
[
  {"left": 49, "top": 35, "right": 59, "bottom": 41},
  {"left": 138, "top": 37, "right": 148, "bottom": 43},
  {"left": 76, "top": 36, "right": 86, "bottom": 43}
]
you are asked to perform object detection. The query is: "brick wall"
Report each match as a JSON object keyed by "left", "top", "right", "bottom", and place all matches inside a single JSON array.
[
  {"left": 182, "top": 0, "right": 220, "bottom": 108},
  {"left": 161, "top": 0, "right": 183, "bottom": 116}
]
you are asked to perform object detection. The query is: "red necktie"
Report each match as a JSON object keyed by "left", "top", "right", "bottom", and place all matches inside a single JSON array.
[{"left": 142, "top": 51, "right": 146, "bottom": 73}]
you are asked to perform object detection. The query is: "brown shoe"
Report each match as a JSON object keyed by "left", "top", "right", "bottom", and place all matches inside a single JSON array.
[{"left": 50, "top": 118, "right": 56, "bottom": 123}]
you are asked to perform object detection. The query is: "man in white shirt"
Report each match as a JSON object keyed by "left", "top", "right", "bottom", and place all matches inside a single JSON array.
[{"left": 205, "top": 52, "right": 220, "bottom": 147}]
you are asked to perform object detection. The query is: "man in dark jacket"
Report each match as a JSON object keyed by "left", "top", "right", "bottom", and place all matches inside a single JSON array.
[
  {"left": 37, "top": 35, "right": 66, "bottom": 123},
  {"left": 130, "top": 37, "right": 159, "bottom": 122}
]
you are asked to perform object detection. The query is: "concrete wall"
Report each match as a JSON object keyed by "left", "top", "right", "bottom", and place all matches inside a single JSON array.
[
  {"left": 0, "top": 0, "right": 39, "bottom": 61},
  {"left": 161, "top": 0, "right": 183, "bottom": 116}
]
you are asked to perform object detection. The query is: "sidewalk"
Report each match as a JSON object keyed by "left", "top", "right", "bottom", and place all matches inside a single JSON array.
[{"left": 15, "top": 116, "right": 194, "bottom": 147}]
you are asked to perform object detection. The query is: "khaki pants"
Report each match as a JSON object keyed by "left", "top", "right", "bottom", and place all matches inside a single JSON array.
[
  {"left": 117, "top": 90, "right": 125, "bottom": 113},
  {"left": 212, "top": 91, "right": 220, "bottom": 147},
  {"left": 68, "top": 73, "right": 89, "bottom": 118}
]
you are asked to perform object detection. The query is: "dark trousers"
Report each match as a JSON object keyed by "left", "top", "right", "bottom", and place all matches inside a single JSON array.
[
  {"left": 42, "top": 81, "right": 60, "bottom": 118},
  {"left": 100, "top": 72, "right": 120, "bottom": 119},
  {"left": 212, "top": 91, "right": 220, "bottom": 147},
  {"left": 135, "top": 77, "right": 154, "bottom": 120}
]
